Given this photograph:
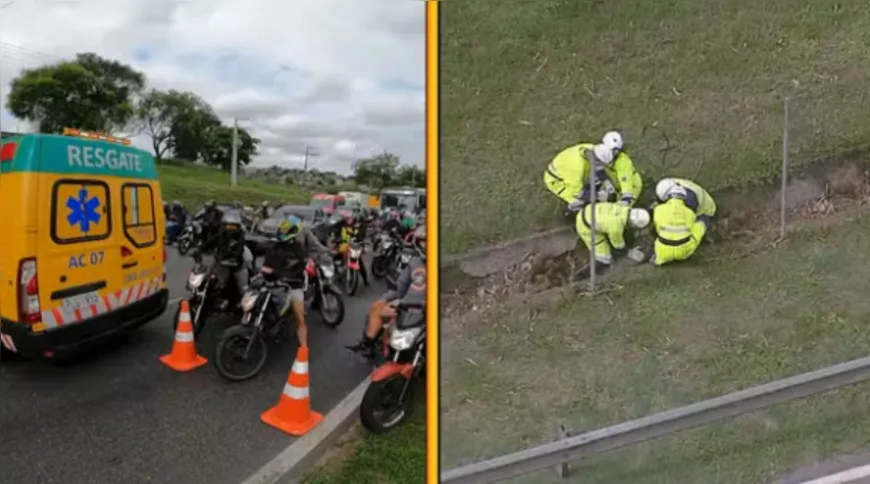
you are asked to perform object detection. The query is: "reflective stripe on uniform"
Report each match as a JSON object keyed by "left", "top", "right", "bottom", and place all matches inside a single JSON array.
[
  {"left": 283, "top": 383, "right": 309, "bottom": 400},
  {"left": 658, "top": 225, "right": 691, "bottom": 235}
]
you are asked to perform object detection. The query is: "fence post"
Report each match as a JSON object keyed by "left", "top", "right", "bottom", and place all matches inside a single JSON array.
[
  {"left": 780, "top": 96, "right": 790, "bottom": 239},
  {"left": 588, "top": 165, "right": 597, "bottom": 294}
]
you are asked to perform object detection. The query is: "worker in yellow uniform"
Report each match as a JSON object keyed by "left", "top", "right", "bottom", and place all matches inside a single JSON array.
[
  {"left": 651, "top": 185, "right": 712, "bottom": 266},
  {"left": 575, "top": 202, "right": 651, "bottom": 265},
  {"left": 655, "top": 177, "right": 716, "bottom": 218},
  {"left": 544, "top": 131, "right": 644, "bottom": 213}
]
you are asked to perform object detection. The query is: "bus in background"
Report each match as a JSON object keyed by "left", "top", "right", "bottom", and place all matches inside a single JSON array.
[
  {"left": 0, "top": 128, "right": 168, "bottom": 359},
  {"left": 379, "top": 187, "right": 426, "bottom": 215}
]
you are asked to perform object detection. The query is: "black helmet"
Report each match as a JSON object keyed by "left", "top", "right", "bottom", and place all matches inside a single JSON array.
[{"left": 205, "top": 200, "right": 216, "bottom": 209}]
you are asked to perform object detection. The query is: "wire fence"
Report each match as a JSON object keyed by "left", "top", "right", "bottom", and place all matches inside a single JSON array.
[
  {"left": 444, "top": 73, "right": 870, "bottom": 483},
  {"left": 581, "top": 71, "right": 870, "bottom": 293}
]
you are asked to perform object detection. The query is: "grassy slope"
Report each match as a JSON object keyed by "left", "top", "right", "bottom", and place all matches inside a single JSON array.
[
  {"left": 441, "top": 212, "right": 870, "bottom": 483},
  {"left": 441, "top": 0, "right": 870, "bottom": 254},
  {"left": 157, "top": 162, "right": 310, "bottom": 208},
  {"left": 302, "top": 401, "right": 426, "bottom": 484}
]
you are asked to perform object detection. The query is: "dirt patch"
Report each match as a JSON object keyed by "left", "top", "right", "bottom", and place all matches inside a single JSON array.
[{"left": 442, "top": 154, "right": 870, "bottom": 325}]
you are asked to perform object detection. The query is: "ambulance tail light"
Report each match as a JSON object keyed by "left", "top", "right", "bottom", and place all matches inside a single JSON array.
[
  {"left": 0, "top": 141, "right": 17, "bottom": 162},
  {"left": 17, "top": 258, "right": 41, "bottom": 324}
]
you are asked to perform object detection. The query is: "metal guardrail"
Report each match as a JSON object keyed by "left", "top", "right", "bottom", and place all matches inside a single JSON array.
[{"left": 441, "top": 355, "right": 870, "bottom": 484}]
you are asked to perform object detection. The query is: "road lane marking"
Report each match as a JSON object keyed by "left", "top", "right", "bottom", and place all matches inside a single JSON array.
[{"left": 797, "top": 463, "right": 870, "bottom": 484}]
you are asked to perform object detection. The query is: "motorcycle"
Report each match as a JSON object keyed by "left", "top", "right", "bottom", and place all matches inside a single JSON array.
[
  {"left": 176, "top": 221, "right": 202, "bottom": 256},
  {"left": 343, "top": 238, "right": 364, "bottom": 296},
  {"left": 371, "top": 232, "right": 400, "bottom": 279},
  {"left": 175, "top": 252, "right": 250, "bottom": 337},
  {"left": 359, "top": 302, "right": 426, "bottom": 433},
  {"left": 385, "top": 242, "right": 416, "bottom": 291},
  {"left": 213, "top": 276, "right": 298, "bottom": 382},
  {"left": 303, "top": 257, "right": 345, "bottom": 327}
]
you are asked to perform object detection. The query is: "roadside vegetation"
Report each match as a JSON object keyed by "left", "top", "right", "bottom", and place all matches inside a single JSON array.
[
  {"left": 303, "top": 401, "right": 426, "bottom": 484},
  {"left": 442, "top": 203, "right": 870, "bottom": 483},
  {"left": 157, "top": 160, "right": 311, "bottom": 208},
  {"left": 441, "top": 0, "right": 870, "bottom": 255}
]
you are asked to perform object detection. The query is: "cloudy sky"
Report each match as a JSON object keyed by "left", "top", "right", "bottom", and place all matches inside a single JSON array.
[{"left": 0, "top": 0, "right": 425, "bottom": 173}]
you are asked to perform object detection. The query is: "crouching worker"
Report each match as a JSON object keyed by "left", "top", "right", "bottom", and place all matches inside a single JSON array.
[
  {"left": 576, "top": 202, "right": 651, "bottom": 266},
  {"left": 346, "top": 225, "right": 427, "bottom": 358},
  {"left": 651, "top": 185, "right": 711, "bottom": 266},
  {"left": 655, "top": 177, "right": 716, "bottom": 218}
]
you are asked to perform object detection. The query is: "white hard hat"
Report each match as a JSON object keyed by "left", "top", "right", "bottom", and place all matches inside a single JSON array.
[
  {"left": 655, "top": 179, "right": 678, "bottom": 201},
  {"left": 666, "top": 186, "right": 688, "bottom": 200},
  {"left": 602, "top": 131, "right": 624, "bottom": 151},
  {"left": 592, "top": 144, "right": 614, "bottom": 165},
  {"left": 628, "top": 208, "right": 650, "bottom": 229}
]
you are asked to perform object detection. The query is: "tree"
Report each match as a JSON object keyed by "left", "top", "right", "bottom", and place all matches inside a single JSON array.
[
  {"left": 135, "top": 89, "right": 220, "bottom": 160},
  {"left": 199, "top": 125, "right": 260, "bottom": 171},
  {"left": 7, "top": 53, "right": 145, "bottom": 134},
  {"left": 394, "top": 164, "right": 426, "bottom": 187},
  {"left": 352, "top": 151, "right": 401, "bottom": 190}
]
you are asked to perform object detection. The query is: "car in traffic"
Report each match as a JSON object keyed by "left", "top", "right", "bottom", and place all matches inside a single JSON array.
[{"left": 310, "top": 193, "right": 346, "bottom": 216}]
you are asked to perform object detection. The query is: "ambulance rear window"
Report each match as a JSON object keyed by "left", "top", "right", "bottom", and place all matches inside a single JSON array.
[
  {"left": 122, "top": 183, "right": 156, "bottom": 248},
  {"left": 51, "top": 180, "right": 112, "bottom": 244}
]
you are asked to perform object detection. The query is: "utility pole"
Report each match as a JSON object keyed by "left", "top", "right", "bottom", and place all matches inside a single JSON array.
[
  {"left": 302, "top": 146, "right": 318, "bottom": 185},
  {"left": 230, "top": 117, "right": 238, "bottom": 187}
]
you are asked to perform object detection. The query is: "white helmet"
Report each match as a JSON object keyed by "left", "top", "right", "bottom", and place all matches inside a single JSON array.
[
  {"left": 602, "top": 131, "right": 624, "bottom": 152},
  {"left": 655, "top": 178, "right": 678, "bottom": 201},
  {"left": 628, "top": 208, "right": 650, "bottom": 229},
  {"left": 666, "top": 186, "right": 688, "bottom": 200},
  {"left": 592, "top": 143, "right": 614, "bottom": 165}
]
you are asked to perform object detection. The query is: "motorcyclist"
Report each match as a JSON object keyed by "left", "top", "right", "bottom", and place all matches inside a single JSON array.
[
  {"left": 346, "top": 224, "right": 427, "bottom": 358},
  {"left": 259, "top": 215, "right": 329, "bottom": 348},
  {"left": 165, "top": 201, "right": 187, "bottom": 242},
  {"left": 338, "top": 214, "right": 370, "bottom": 287},
  {"left": 197, "top": 210, "right": 250, "bottom": 296},
  {"left": 194, "top": 200, "right": 223, "bottom": 253},
  {"left": 655, "top": 178, "right": 716, "bottom": 218},
  {"left": 544, "top": 131, "right": 643, "bottom": 213},
  {"left": 651, "top": 185, "right": 711, "bottom": 266},
  {"left": 258, "top": 201, "right": 272, "bottom": 220},
  {"left": 575, "top": 202, "right": 651, "bottom": 266}
]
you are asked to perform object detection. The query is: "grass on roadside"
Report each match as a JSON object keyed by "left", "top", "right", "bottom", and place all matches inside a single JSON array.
[
  {"left": 441, "top": 212, "right": 870, "bottom": 483},
  {"left": 440, "top": 0, "right": 870, "bottom": 255},
  {"left": 157, "top": 161, "right": 310, "bottom": 208},
  {"left": 303, "top": 400, "right": 426, "bottom": 484}
]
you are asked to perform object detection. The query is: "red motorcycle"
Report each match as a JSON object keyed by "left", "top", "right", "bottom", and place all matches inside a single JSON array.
[
  {"left": 359, "top": 302, "right": 426, "bottom": 433},
  {"left": 342, "top": 237, "right": 364, "bottom": 296}
]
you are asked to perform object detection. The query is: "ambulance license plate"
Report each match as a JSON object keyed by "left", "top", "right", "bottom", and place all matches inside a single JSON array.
[{"left": 62, "top": 292, "right": 100, "bottom": 311}]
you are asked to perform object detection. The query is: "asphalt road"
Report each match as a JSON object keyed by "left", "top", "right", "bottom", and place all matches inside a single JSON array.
[{"left": 0, "top": 249, "right": 379, "bottom": 484}]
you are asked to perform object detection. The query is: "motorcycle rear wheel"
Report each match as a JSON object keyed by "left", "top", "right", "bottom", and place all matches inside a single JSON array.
[
  {"left": 213, "top": 325, "right": 268, "bottom": 382},
  {"left": 360, "top": 375, "right": 416, "bottom": 434}
]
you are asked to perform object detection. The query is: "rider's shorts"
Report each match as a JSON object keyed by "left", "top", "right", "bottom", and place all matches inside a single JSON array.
[{"left": 273, "top": 287, "right": 305, "bottom": 316}]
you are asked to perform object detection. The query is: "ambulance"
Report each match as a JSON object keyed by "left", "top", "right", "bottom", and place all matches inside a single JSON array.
[{"left": 0, "top": 129, "right": 168, "bottom": 359}]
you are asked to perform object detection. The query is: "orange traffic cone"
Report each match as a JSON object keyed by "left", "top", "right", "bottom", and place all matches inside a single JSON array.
[
  {"left": 159, "top": 300, "right": 207, "bottom": 372},
  {"left": 261, "top": 346, "right": 323, "bottom": 436}
]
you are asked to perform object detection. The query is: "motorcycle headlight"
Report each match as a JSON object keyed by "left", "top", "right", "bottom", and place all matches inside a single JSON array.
[
  {"left": 400, "top": 254, "right": 410, "bottom": 263},
  {"left": 321, "top": 264, "right": 335, "bottom": 278},
  {"left": 382, "top": 240, "right": 393, "bottom": 250},
  {"left": 350, "top": 248, "right": 362, "bottom": 258},
  {"left": 240, "top": 292, "right": 258, "bottom": 312},
  {"left": 188, "top": 272, "right": 206, "bottom": 289},
  {"left": 390, "top": 327, "right": 422, "bottom": 351}
]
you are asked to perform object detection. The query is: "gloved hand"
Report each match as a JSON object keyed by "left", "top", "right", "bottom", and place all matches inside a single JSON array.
[{"left": 566, "top": 199, "right": 585, "bottom": 212}]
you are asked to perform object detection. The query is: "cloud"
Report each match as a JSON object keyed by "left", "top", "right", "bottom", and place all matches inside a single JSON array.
[{"left": 0, "top": 0, "right": 425, "bottom": 174}]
